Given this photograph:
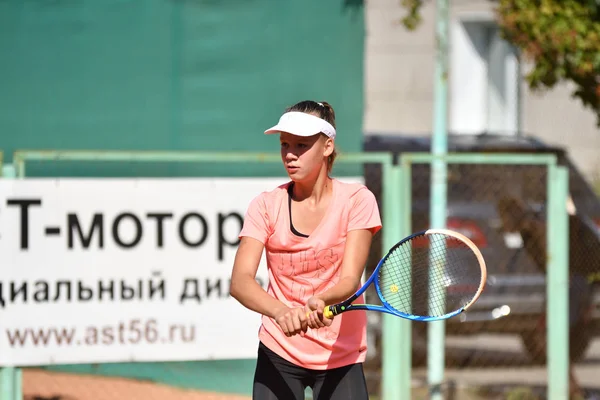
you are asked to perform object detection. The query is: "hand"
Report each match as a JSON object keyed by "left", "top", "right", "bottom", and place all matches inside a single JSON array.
[
  {"left": 273, "top": 306, "right": 308, "bottom": 337},
  {"left": 305, "top": 296, "right": 334, "bottom": 330}
]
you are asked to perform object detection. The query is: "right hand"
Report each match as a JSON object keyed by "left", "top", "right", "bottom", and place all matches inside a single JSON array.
[
  {"left": 273, "top": 306, "right": 308, "bottom": 337},
  {"left": 305, "top": 296, "right": 334, "bottom": 330}
]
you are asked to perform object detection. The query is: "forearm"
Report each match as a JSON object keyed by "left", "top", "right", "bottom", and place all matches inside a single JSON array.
[
  {"left": 314, "top": 229, "right": 373, "bottom": 307},
  {"left": 230, "top": 276, "right": 288, "bottom": 319},
  {"left": 316, "top": 276, "right": 361, "bottom": 306}
]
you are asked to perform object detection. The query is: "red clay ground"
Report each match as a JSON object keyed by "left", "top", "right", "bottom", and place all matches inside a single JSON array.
[{"left": 23, "top": 369, "right": 251, "bottom": 400}]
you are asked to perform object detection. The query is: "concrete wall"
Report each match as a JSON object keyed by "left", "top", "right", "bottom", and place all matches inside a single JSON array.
[{"left": 364, "top": 0, "right": 600, "bottom": 180}]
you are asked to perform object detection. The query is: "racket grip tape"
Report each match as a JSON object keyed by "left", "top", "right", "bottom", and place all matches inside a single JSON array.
[
  {"left": 323, "top": 304, "right": 345, "bottom": 319},
  {"left": 305, "top": 305, "right": 345, "bottom": 319}
]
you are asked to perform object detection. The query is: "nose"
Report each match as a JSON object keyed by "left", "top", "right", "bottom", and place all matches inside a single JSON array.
[{"left": 284, "top": 150, "right": 298, "bottom": 161}]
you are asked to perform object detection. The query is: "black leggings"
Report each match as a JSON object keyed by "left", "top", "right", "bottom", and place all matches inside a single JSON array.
[{"left": 252, "top": 342, "right": 369, "bottom": 400}]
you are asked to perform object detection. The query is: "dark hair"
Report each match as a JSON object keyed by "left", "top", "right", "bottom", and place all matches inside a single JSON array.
[{"left": 285, "top": 100, "right": 338, "bottom": 172}]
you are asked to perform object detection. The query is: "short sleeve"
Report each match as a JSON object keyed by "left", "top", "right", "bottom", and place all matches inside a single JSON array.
[
  {"left": 348, "top": 187, "right": 382, "bottom": 235},
  {"left": 238, "top": 193, "right": 271, "bottom": 244}
]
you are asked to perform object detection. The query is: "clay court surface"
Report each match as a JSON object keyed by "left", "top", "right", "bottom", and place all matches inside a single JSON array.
[{"left": 23, "top": 369, "right": 251, "bottom": 400}]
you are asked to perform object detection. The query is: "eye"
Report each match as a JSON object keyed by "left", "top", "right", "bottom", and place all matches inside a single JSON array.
[
  {"left": 280, "top": 142, "right": 289, "bottom": 149},
  {"left": 297, "top": 143, "right": 308, "bottom": 149}
]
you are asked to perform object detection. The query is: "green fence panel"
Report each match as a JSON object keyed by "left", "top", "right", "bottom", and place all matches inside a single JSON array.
[
  {"left": 396, "top": 152, "right": 569, "bottom": 400},
  {"left": 2, "top": 150, "right": 396, "bottom": 399},
  {"left": 1, "top": 150, "right": 572, "bottom": 399},
  {"left": 0, "top": 0, "right": 365, "bottom": 178}
]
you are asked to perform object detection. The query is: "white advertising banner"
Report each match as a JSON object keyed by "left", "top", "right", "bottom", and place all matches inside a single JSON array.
[{"left": 0, "top": 177, "right": 301, "bottom": 366}]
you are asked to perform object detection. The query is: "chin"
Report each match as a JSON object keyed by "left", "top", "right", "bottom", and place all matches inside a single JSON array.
[{"left": 287, "top": 172, "right": 307, "bottom": 182}]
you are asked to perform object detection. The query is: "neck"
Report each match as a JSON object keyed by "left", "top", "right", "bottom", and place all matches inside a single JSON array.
[{"left": 291, "top": 168, "right": 332, "bottom": 202}]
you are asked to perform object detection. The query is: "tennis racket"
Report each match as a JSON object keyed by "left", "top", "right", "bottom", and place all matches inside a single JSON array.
[{"left": 323, "top": 228, "right": 487, "bottom": 322}]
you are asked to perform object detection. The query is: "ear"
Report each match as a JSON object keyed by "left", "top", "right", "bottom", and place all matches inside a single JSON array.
[{"left": 323, "top": 138, "right": 334, "bottom": 157}]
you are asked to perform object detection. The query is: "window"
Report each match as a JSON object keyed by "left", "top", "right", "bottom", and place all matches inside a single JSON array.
[{"left": 450, "top": 16, "right": 520, "bottom": 135}]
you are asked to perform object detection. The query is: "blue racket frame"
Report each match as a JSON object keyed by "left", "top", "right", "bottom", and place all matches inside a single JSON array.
[{"left": 323, "top": 229, "right": 478, "bottom": 322}]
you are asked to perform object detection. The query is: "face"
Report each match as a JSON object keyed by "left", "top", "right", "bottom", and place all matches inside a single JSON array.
[{"left": 279, "top": 131, "right": 334, "bottom": 181}]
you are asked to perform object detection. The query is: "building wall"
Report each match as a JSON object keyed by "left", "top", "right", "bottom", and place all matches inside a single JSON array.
[
  {"left": 364, "top": 0, "right": 436, "bottom": 134},
  {"left": 364, "top": 0, "right": 600, "bottom": 180},
  {"left": 522, "top": 80, "right": 600, "bottom": 180}
]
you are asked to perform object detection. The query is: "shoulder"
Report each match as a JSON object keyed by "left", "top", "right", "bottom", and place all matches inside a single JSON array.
[
  {"left": 253, "top": 181, "right": 290, "bottom": 202},
  {"left": 246, "top": 181, "right": 290, "bottom": 210},
  {"left": 333, "top": 179, "right": 377, "bottom": 202},
  {"left": 333, "top": 179, "right": 382, "bottom": 232}
]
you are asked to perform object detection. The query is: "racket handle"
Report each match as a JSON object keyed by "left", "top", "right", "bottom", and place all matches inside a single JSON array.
[
  {"left": 306, "top": 306, "right": 336, "bottom": 319},
  {"left": 323, "top": 306, "right": 335, "bottom": 319}
]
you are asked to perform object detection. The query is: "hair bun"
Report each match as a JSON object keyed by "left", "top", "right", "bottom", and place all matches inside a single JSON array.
[{"left": 318, "top": 101, "right": 335, "bottom": 120}]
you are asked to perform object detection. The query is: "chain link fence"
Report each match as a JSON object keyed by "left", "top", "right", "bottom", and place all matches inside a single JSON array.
[
  {"left": 3, "top": 143, "right": 599, "bottom": 399},
  {"left": 362, "top": 135, "right": 600, "bottom": 399}
]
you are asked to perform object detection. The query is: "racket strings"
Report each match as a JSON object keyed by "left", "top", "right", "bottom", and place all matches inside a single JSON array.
[{"left": 378, "top": 233, "right": 483, "bottom": 318}]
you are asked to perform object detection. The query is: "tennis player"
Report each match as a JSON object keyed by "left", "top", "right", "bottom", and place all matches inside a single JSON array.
[{"left": 230, "top": 100, "right": 382, "bottom": 399}]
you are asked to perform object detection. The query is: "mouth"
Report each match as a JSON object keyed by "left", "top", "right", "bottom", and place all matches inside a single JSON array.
[{"left": 286, "top": 165, "right": 300, "bottom": 173}]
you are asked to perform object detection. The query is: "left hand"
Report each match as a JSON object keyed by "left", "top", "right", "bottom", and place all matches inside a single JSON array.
[{"left": 305, "top": 296, "right": 334, "bottom": 329}]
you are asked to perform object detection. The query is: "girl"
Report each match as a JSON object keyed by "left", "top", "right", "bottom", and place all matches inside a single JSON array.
[{"left": 230, "top": 100, "right": 382, "bottom": 400}]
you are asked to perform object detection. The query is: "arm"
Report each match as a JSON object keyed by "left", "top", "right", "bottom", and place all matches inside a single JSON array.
[
  {"left": 306, "top": 229, "right": 374, "bottom": 328},
  {"left": 230, "top": 236, "right": 309, "bottom": 336},
  {"left": 229, "top": 236, "right": 286, "bottom": 319},
  {"left": 232, "top": 194, "right": 308, "bottom": 336},
  {"left": 306, "top": 186, "right": 381, "bottom": 328},
  {"left": 315, "top": 228, "right": 373, "bottom": 305}
]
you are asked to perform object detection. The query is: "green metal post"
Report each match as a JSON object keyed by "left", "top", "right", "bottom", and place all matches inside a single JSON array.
[
  {"left": 404, "top": 153, "right": 556, "bottom": 165},
  {"left": 399, "top": 161, "right": 413, "bottom": 398},
  {"left": 428, "top": 0, "right": 449, "bottom": 398},
  {"left": 546, "top": 165, "right": 569, "bottom": 400},
  {"left": 381, "top": 163, "right": 406, "bottom": 400},
  {"left": 1, "top": 164, "right": 16, "bottom": 179},
  {"left": 0, "top": 369, "right": 15, "bottom": 400},
  {"left": 0, "top": 368, "right": 21, "bottom": 400},
  {"left": 0, "top": 163, "right": 22, "bottom": 400}
]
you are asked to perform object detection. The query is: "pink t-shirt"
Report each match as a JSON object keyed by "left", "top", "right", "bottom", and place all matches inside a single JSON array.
[{"left": 238, "top": 178, "right": 382, "bottom": 370}]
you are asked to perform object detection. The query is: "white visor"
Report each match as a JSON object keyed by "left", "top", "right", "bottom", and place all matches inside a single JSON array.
[{"left": 264, "top": 111, "right": 336, "bottom": 140}]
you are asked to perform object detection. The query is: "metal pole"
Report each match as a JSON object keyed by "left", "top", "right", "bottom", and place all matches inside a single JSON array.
[
  {"left": 546, "top": 165, "right": 569, "bottom": 400},
  {"left": 399, "top": 162, "right": 413, "bottom": 398},
  {"left": 428, "top": 0, "right": 449, "bottom": 398},
  {"left": 0, "top": 164, "right": 22, "bottom": 400},
  {"left": 0, "top": 369, "right": 15, "bottom": 400},
  {"left": 381, "top": 163, "right": 406, "bottom": 400}
]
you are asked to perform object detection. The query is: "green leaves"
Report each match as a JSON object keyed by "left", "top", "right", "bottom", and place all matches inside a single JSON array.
[
  {"left": 400, "top": 0, "right": 600, "bottom": 126},
  {"left": 400, "top": 0, "right": 423, "bottom": 31},
  {"left": 497, "top": 0, "right": 600, "bottom": 124}
]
